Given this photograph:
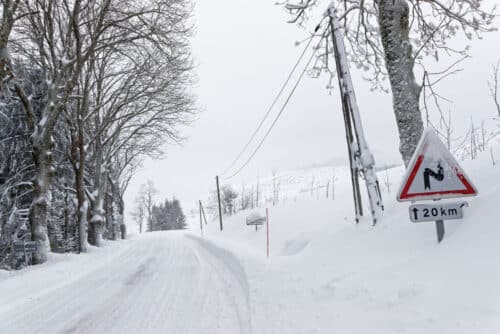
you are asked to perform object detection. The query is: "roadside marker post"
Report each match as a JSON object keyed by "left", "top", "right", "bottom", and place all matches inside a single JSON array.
[
  {"left": 266, "top": 208, "right": 270, "bottom": 258},
  {"left": 397, "top": 129, "right": 477, "bottom": 242}
]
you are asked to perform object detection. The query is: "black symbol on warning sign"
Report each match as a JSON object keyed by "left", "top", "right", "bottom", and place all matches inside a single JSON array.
[{"left": 423, "top": 163, "right": 444, "bottom": 190}]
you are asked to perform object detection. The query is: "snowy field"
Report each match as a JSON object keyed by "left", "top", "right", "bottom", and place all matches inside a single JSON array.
[
  {"left": 197, "top": 139, "right": 500, "bottom": 333},
  {"left": 1, "top": 141, "right": 500, "bottom": 333}
]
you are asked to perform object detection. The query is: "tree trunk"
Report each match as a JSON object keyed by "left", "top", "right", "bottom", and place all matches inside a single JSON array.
[
  {"left": 76, "top": 186, "right": 88, "bottom": 253},
  {"left": 103, "top": 187, "right": 112, "bottom": 239},
  {"left": 377, "top": 0, "right": 424, "bottom": 166},
  {"left": 64, "top": 184, "right": 69, "bottom": 242},
  {"left": 70, "top": 119, "right": 88, "bottom": 253},
  {"left": 29, "top": 140, "right": 53, "bottom": 264},
  {"left": 107, "top": 173, "right": 121, "bottom": 241},
  {"left": 89, "top": 183, "right": 106, "bottom": 247},
  {"left": 89, "top": 148, "right": 105, "bottom": 247},
  {"left": 118, "top": 195, "right": 125, "bottom": 240},
  {"left": 89, "top": 195, "right": 104, "bottom": 246}
]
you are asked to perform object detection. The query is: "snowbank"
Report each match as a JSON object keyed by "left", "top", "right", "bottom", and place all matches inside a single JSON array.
[{"left": 194, "top": 141, "right": 500, "bottom": 334}]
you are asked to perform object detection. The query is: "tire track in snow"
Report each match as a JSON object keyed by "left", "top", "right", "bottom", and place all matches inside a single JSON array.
[{"left": 186, "top": 235, "right": 252, "bottom": 334}]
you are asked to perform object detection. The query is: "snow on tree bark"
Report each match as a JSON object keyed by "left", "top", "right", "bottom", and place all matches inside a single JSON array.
[
  {"left": 30, "top": 131, "right": 55, "bottom": 264},
  {"left": 377, "top": 0, "right": 424, "bottom": 166},
  {"left": 89, "top": 149, "right": 106, "bottom": 247}
]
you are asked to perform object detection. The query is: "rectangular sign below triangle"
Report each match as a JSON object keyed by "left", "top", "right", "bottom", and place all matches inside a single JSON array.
[{"left": 397, "top": 128, "right": 478, "bottom": 202}]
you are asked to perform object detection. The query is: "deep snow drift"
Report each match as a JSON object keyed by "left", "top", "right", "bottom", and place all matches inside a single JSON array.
[{"left": 197, "top": 140, "right": 500, "bottom": 334}]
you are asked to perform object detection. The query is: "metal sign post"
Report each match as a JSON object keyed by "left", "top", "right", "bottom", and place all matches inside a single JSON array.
[
  {"left": 409, "top": 201, "right": 467, "bottom": 242},
  {"left": 435, "top": 220, "right": 445, "bottom": 243}
]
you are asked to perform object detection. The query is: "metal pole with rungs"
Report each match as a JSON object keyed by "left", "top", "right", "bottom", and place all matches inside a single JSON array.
[{"left": 327, "top": 6, "right": 384, "bottom": 225}]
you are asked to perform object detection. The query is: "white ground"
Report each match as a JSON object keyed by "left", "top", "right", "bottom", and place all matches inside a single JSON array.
[
  {"left": 2, "top": 140, "right": 500, "bottom": 333},
  {"left": 0, "top": 233, "right": 251, "bottom": 334}
]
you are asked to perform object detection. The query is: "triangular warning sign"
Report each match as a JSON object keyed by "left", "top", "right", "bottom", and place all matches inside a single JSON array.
[{"left": 397, "top": 128, "right": 477, "bottom": 202}]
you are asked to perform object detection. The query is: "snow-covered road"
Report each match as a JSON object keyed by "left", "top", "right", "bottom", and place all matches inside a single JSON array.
[{"left": 0, "top": 232, "right": 251, "bottom": 334}]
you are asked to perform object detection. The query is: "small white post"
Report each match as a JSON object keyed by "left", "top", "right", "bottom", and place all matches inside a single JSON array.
[{"left": 266, "top": 208, "right": 270, "bottom": 258}]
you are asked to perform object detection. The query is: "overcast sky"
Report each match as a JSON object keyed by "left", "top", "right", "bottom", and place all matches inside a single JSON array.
[{"left": 124, "top": 0, "right": 500, "bottom": 222}]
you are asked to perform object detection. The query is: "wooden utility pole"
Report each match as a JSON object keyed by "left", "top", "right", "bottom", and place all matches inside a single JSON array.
[
  {"left": 200, "top": 201, "right": 208, "bottom": 225},
  {"left": 216, "top": 176, "right": 223, "bottom": 231},
  {"left": 332, "top": 169, "right": 336, "bottom": 201},
  {"left": 199, "top": 200, "right": 203, "bottom": 237}
]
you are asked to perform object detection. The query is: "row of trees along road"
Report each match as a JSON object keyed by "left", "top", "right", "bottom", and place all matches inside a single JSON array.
[{"left": 0, "top": 0, "right": 195, "bottom": 268}]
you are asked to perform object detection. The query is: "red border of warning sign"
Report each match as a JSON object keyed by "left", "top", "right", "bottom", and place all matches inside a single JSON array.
[
  {"left": 398, "top": 155, "right": 476, "bottom": 200},
  {"left": 397, "top": 129, "right": 478, "bottom": 202}
]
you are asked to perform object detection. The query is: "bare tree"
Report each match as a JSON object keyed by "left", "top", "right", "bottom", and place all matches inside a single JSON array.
[
  {"left": 383, "top": 165, "right": 391, "bottom": 193},
  {"left": 131, "top": 193, "right": 146, "bottom": 234},
  {"left": 488, "top": 60, "right": 500, "bottom": 117},
  {"left": 81, "top": 2, "right": 194, "bottom": 244},
  {"left": 255, "top": 176, "right": 261, "bottom": 207},
  {"left": 272, "top": 170, "right": 280, "bottom": 206},
  {"left": 138, "top": 181, "right": 157, "bottom": 232},
  {"left": 279, "top": 0, "right": 495, "bottom": 165}
]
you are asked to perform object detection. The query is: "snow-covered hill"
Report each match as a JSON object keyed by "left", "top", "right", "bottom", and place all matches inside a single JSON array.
[{"left": 196, "top": 139, "right": 500, "bottom": 333}]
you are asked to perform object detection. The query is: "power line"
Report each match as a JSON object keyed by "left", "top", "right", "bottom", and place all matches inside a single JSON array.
[
  {"left": 220, "top": 22, "right": 325, "bottom": 177},
  {"left": 223, "top": 29, "right": 327, "bottom": 180}
]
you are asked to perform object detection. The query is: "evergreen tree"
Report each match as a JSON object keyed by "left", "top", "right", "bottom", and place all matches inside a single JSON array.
[{"left": 151, "top": 197, "right": 187, "bottom": 231}]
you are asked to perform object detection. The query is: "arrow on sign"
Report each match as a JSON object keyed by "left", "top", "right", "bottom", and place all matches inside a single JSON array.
[{"left": 412, "top": 207, "right": 419, "bottom": 220}]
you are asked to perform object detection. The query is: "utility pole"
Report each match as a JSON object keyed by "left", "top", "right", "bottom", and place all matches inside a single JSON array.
[
  {"left": 200, "top": 201, "right": 208, "bottom": 225},
  {"left": 327, "top": 6, "right": 384, "bottom": 224},
  {"left": 199, "top": 200, "right": 203, "bottom": 237},
  {"left": 216, "top": 176, "right": 223, "bottom": 231}
]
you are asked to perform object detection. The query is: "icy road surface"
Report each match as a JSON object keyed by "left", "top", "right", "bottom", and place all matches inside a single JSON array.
[{"left": 0, "top": 232, "right": 251, "bottom": 334}]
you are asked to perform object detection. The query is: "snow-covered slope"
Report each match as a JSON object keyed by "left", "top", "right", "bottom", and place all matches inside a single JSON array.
[{"left": 196, "top": 140, "right": 500, "bottom": 334}]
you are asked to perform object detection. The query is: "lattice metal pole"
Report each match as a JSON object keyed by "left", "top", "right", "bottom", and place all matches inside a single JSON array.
[{"left": 327, "top": 6, "right": 384, "bottom": 224}]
